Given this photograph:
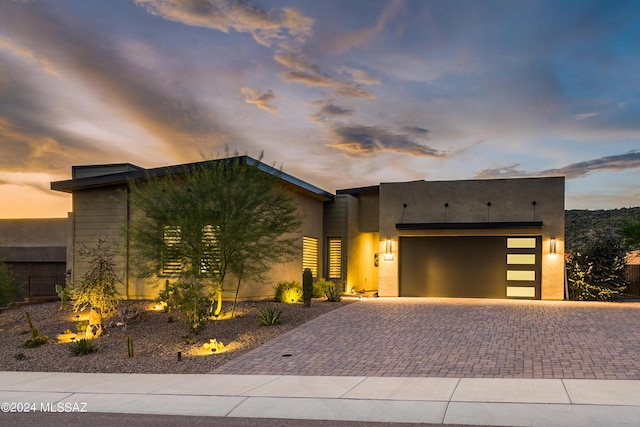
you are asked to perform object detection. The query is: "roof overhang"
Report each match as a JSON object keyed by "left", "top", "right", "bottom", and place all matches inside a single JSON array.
[
  {"left": 396, "top": 221, "right": 544, "bottom": 230},
  {"left": 51, "top": 156, "right": 334, "bottom": 202}
]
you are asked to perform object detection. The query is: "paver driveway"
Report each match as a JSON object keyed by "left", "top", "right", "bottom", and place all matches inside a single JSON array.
[{"left": 213, "top": 298, "right": 640, "bottom": 379}]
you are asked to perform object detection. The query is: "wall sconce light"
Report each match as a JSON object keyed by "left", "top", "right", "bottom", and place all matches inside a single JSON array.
[
  {"left": 550, "top": 238, "right": 556, "bottom": 254},
  {"left": 384, "top": 239, "right": 394, "bottom": 261}
]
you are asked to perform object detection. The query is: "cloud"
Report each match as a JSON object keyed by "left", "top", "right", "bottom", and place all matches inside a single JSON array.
[
  {"left": 308, "top": 101, "right": 353, "bottom": 124},
  {"left": 275, "top": 53, "right": 375, "bottom": 98},
  {"left": 340, "top": 68, "right": 381, "bottom": 85},
  {"left": 240, "top": 87, "right": 279, "bottom": 114},
  {"left": 574, "top": 112, "right": 598, "bottom": 120},
  {"left": 326, "top": 124, "right": 444, "bottom": 158},
  {"left": 0, "top": 3, "right": 236, "bottom": 164},
  {"left": 135, "top": 0, "right": 313, "bottom": 48},
  {"left": 0, "top": 35, "right": 58, "bottom": 77},
  {"left": 475, "top": 151, "right": 640, "bottom": 180},
  {"left": 324, "top": 0, "right": 404, "bottom": 54}
]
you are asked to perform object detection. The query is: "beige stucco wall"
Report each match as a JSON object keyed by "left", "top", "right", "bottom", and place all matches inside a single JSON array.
[
  {"left": 71, "top": 186, "right": 129, "bottom": 297},
  {"left": 376, "top": 177, "right": 565, "bottom": 300}
]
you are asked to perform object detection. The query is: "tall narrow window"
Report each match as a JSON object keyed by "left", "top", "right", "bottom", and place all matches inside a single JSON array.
[
  {"left": 201, "top": 225, "right": 221, "bottom": 274},
  {"left": 328, "top": 238, "right": 342, "bottom": 279},
  {"left": 302, "top": 236, "right": 318, "bottom": 277},
  {"left": 162, "top": 225, "right": 181, "bottom": 276}
]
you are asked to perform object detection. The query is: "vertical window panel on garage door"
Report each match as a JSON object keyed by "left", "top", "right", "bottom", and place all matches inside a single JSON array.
[
  {"left": 399, "top": 236, "right": 541, "bottom": 299},
  {"left": 505, "top": 237, "right": 541, "bottom": 299}
]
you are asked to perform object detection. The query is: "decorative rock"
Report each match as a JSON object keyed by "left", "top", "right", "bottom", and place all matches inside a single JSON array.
[{"left": 86, "top": 307, "right": 104, "bottom": 339}]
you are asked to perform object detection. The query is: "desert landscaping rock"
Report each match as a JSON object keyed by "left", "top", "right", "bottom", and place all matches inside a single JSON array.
[{"left": 0, "top": 300, "right": 352, "bottom": 374}]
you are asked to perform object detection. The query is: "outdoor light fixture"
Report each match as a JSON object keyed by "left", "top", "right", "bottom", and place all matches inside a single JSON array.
[
  {"left": 384, "top": 239, "right": 394, "bottom": 261},
  {"left": 550, "top": 238, "right": 556, "bottom": 254}
]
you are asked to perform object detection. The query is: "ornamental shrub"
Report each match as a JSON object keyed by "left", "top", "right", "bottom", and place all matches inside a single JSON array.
[
  {"left": 71, "top": 237, "right": 120, "bottom": 314},
  {"left": 274, "top": 281, "right": 302, "bottom": 303},
  {"left": 567, "top": 230, "right": 628, "bottom": 300}
]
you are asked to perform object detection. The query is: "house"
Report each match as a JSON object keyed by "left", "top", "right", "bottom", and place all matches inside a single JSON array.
[
  {"left": 51, "top": 156, "right": 565, "bottom": 301},
  {"left": 0, "top": 218, "right": 71, "bottom": 301},
  {"left": 50, "top": 158, "right": 332, "bottom": 301},
  {"left": 330, "top": 177, "right": 565, "bottom": 300}
]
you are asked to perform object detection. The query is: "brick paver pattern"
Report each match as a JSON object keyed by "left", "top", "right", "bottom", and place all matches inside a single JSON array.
[{"left": 213, "top": 298, "right": 640, "bottom": 379}]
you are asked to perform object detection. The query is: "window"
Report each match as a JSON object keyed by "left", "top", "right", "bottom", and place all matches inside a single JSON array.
[
  {"left": 327, "top": 237, "right": 342, "bottom": 279},
  {"left": 302, "top": 236, "right": 318, "bottom": 277},
  {"left": 200, "top": 225, "right": 220, "bottom": 274},
  {"left": 162, "top": 225, "right": 181, "bottom": 276},
  {"left": 162, "top": 224, "right": 220, "bottom": 276}
]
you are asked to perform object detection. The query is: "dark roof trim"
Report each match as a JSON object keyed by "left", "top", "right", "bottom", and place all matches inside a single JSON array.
[
  {"left": 336, "top": 185, "right": 380, "bottom": 196},
  {"left": 51, "top": 156, "right": 334, "bottom": 201},
  {"left": 396, "top": 221, "right": 544, "bottom": 230}
]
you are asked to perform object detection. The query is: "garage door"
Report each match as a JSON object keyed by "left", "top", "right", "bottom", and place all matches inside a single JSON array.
[{"left": 399, "top": 236, "right": 541, "bottom": 299}]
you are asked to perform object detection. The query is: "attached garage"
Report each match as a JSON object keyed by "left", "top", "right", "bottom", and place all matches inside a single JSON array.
[{"left": 399, "top": 235, "right": 542, "bottom": 299}]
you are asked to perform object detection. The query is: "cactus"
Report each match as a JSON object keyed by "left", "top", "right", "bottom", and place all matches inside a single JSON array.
[
  {"left": 127, "top": 336, "right": 134, "bottom": 358},
  {"left": 55, "top": 284, "right": 71, "bottom": 310},
  {"left": 25, "top": 312, "right": 34, "bottom": 330},
  {"left": 302, "top": 268, "right": 313, "bottom": 306},
  {"left": 23, "top": 312, "right": 48, "bottom": 347}
]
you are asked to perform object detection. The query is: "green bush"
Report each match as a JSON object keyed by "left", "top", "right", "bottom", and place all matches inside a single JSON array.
[
  {"left": 568, "top": 230, "right": 628, "bottom": 300},
  {"left": 68, "top": 338, "right": 99, "bottom": 356},
  {"left": 274, "top": 281, "right": 303, "bottom": 303},
  {"left": 157, "top": 278, "right": 211, "bottom": 334},
  {"left": 258, "top": 306, "right": 282, "bottom": 326},
  {"left": 313, "top": 278, "right": 330, "bottom": 298}
]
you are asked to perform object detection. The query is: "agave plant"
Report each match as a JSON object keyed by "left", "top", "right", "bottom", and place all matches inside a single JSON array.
[
  {"left": 67, "top": 338, "right": 98, "bottom": 356},
  {"left": 258, "top": 306, "right": 282, "bottom": 326}
]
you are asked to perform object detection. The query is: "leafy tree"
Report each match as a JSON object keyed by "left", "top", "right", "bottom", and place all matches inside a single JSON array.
[
  {"left": 567, "top": 230, "right": 628, "bottom": 300},
  {"left": 128, "top": 154, "right": 303, "bottom": 328},
  {"left": 71, "top": 237, "right": 121, "bottom": 314}
]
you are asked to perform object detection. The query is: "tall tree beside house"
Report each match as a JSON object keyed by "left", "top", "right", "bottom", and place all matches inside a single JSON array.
[
  {"left": 127, "top": 154, "right": 303, "bottom": 330},
  {"left": 567, "top": 230, "right": 628, "bottom": 301}
]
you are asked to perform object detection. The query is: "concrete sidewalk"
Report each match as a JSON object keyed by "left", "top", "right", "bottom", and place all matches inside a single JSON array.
[{"left": 2, "top": 371, "right": 640, "bottom": 426}]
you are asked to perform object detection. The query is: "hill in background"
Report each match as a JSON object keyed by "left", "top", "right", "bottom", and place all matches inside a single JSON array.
[{"left": 565, "top": 207, "right": 640, "bottom": 253}]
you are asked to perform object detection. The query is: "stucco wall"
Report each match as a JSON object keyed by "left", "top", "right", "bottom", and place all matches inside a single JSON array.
[
  {"left": 377, "top": 177, "right": 565, "bottom": 300},
  {"left": 72, "top": 186, "right": 129, "bottom": 297}
]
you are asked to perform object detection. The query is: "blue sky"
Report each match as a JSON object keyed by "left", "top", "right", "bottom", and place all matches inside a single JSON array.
[{"left": 1, "top": 0, "right": 639, "bottom": 218}]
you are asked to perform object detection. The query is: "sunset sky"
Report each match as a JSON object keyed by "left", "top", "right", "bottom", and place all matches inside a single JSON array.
[{"left": 1, "top": 0, "right": 639, "bottom": 218}]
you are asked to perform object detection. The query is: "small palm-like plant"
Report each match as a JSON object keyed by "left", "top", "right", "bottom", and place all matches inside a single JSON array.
[
  {"left": 68, "top": 338, "right": 99, "bottom": 356},
  {"left": 258, "top": 306, "right": 282, "bottom": 326}
]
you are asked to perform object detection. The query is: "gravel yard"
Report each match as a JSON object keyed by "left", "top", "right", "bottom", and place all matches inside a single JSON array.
[{"left": 0, "top": 299, "right": 351, "bottom": 374}]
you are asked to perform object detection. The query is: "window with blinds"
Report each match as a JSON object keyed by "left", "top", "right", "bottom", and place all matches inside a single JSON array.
[
  {"left": 328, "top": 237, "right": 342, "bottom": 279},
  {"left": 302, "top": 236, "right": 318, "bottom": 277},
  {"left": 200, "top": 225, "right": 220, "bottom": 274},
  {"left": 162, "top": 225, "right": 182, "bottom": 275},
  {"left": 162, "top": 225, "right": 221, "bottom": 276}
]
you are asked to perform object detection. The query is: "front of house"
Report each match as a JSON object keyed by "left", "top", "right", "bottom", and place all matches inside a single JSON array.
[{"left": 51, "top": 157, "right": 565, "bottom": 301}]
